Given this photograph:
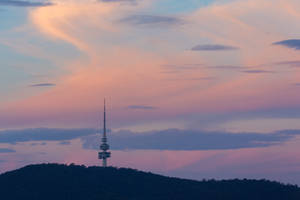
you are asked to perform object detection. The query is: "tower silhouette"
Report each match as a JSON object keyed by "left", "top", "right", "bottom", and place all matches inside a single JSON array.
[{"left": 98, "top": 99, "right": 111, "bottom": 167}]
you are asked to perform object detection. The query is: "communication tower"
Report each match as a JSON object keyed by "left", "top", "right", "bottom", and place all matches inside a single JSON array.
[{"left": 98, "top": 99, "right": 111, "bottom": 167}]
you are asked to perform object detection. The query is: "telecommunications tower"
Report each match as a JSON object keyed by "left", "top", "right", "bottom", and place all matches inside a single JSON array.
[{"left": 98, "top": 99, "right": 111, "bottom": 167}]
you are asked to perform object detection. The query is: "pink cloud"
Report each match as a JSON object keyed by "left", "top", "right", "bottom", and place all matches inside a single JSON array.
[{"left": 1, "top": 0, "right": 300, "bottom": 129}]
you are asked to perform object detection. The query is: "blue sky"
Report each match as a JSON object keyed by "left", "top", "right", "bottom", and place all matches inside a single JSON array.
[{"left": 149, "top": 0, "right": 217, "bottom": 14}]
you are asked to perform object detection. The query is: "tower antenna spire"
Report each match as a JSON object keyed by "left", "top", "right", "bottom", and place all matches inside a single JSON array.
[
  {"left": 98, "top": 98, "right": 111, "bottom": 167},
  {"left": 103, "top": 98, "right": 106, "bottom": 138}
]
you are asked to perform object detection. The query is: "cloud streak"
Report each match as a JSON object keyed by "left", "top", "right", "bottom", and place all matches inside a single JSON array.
[
  {"left": 1, "top": 128, "right": 299, "bottom": 151},
  {"left": 127, "top": 105, "right": 157, "bottom": 110},
  {"left": 273, "top": 39, "right": 300, "bottom": 50},
  {"left": 275, "top": 61, "right": 300, "bottom": 67},
  {"left": 29, "top": 83, "right": 56, "bottom": 87},
  {"left": 0, "top": 0, "right": 52, "bottom": 7},
  {"left": 0, "top": 128, "right": 97, "bottom": 144},
  {"left": 120, "top": 15, "right": 183, "bottom": 26},
  {"left": 58, "top": 141, "right": 71, "bottom": 145},
  {"left": 242, "top": 70, "right": 275, "bottom": 74},
  {"left": 191, "top": 44, "right": 239, "bottom": 51},
  {"left": 101, "top": 0, "right": 136, "bottom": 3},
  {"left": 0, "top": 148, "right": 16, "bottom": 153},
  {"left": 82, "top": 129, "right": 300, "bottom": 151}
]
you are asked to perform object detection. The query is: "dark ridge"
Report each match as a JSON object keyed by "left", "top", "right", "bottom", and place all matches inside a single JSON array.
[{"left": 0, "top": 163, "right": 300, "bottom": 200}]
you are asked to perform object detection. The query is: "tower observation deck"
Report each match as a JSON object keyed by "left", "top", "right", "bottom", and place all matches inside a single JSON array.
[{"left": 98, "top": 99, "right": 111, "bottom": 167}]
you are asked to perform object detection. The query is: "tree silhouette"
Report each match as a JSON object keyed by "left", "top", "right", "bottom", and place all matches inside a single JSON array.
[{"left": 0, "top": 164, "right": 299, "bottom": 200}]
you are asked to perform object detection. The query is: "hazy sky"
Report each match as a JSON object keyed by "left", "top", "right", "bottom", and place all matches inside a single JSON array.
[{"left": 1, "top": 0, "right": 300, "bottom": 184}]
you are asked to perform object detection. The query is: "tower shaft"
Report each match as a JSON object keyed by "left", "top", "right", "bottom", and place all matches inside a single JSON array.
[
  {"left": 98, "top": 99, "right": 111, "bottom": 167},
  {"left": 103, "top": 99, "right": 106, "bottom": 139},
  {"left": 103, "top": 158, "right": 107, "bottom": 167}
]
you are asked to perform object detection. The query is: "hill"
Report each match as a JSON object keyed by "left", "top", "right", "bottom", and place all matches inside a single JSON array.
[{"left": 0, "top": 164, "right": 299, "bottom": 200}]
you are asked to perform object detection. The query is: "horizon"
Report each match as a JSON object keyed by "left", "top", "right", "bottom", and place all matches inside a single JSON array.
[
  {"left": 1, "top": 162, "right": 298, "bottom": 185},
  {"left": 1, "top": 0, "right": 300, "bottom": 186}
]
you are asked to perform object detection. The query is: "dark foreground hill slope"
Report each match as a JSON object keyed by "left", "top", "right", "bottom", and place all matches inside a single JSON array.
[{"left": 0, "top": 164, "right": 300, "bottom": 200}]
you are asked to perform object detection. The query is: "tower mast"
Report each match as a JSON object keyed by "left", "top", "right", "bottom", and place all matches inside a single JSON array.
[{"left": 98, "top": 99, "right": 111, "bottom": 167}]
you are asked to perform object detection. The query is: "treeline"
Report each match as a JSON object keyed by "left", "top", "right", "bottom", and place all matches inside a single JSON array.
[{"left": 0, "top": 163, "right": 299, "bottom": 200}]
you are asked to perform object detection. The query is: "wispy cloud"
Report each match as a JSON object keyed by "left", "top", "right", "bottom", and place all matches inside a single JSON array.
[
  {"left": 163, "top": 77, "right": 216, "bottom": 81},
  {"left": 0, "top": 148, "right": 16, "bottom": 153},
  {"left": 0, "top": 0, "right": 52, "bottom": 7},
  {"left": 58, "top": 141, "right": 71, "bottom": 145},
  {"left": 207, "top": 65, "right": 245, "bottom": 70},
  {"left": 273, "top": 39, "right": 300, "bottom": 50},
  {"left": 120, "top": 14, "right": 183, "bottom": 26},
  {"left": 101, "top": 0, "right": 135, "bottom": 2},
  {"left": 160, "top": 64, "right": 202, "bottom": 74},
  {"left": 127, "top": 105, "right": 157, "bottom": 110},
  {"left": 191, "top": 44, "right": 239, "bottom": 51},
  {"left": 0, "top": 128, "right": 96, "bottom": 144},
  {"left": 162, "top": 64, "right": 202, "bottom": 71},
  {"left": 30, "top": 142, "right": 47, "bottom": 146},
  {"left": 242, "top": 70, "right": 275, "bottom": 74},
  {"left": 275, "top": 61, "right": 300, "bottom": 67},
  {"left": 29, "top": 83, "right": 56, "bottom": 87}
]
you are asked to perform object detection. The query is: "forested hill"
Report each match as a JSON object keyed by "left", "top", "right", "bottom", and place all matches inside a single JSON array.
[{"left": 0, "top": 164, "right": 300, "bottom": 200}]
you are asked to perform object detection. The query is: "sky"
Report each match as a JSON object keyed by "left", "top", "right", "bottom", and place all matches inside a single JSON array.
[{"left": 1, "top": 0, "right": 300, "bottom": 184}]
